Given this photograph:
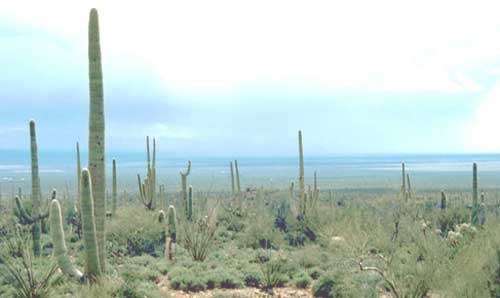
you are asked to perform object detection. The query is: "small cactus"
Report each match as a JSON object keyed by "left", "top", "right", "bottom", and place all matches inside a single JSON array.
[
  {"left": 441, "top": 191, "right": 447, "bottom": 210},
  {"left": 234, "top": 160, "right": 241, "bottom": 194},
  {"left": 180, "top": 161, "right": 191, "bottom": 218}
]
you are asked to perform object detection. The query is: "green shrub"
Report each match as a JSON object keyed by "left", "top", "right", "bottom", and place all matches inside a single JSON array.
[
  {"left": 293, "top": 271, "right": 312, "bottom": 288},
  {"left": 312, "top": 273, "right": 347, "bottom": 298}
]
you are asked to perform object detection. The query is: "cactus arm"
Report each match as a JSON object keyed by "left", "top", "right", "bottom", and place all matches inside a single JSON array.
[
  {"left": 14, "top": 196, "right": 34, "bottom": 223},
  {"left": 81, "top": 169, "right": 102, "bottom": 279},
  {"left": 49, "top": 193, "right": 84, "bottom": 280}
]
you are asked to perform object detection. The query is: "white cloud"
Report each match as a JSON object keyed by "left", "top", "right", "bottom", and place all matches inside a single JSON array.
[{"left": 1, "top": 0, "right": 499, "bottom": 95}]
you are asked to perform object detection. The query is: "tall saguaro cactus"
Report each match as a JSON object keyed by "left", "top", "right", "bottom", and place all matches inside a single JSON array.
[
  {"left": 234, "top": 160, "right": 241, "bottom": 194},
  {"left": 472, "top": 162, "right": 479, "bottom": 225},
  {"left": 230, "top": 161, "right": 235, "bottom": 195},
  {"left": 180, "top": 161, "right": 191, "bottom": 218},
  {"left": 298, "top": 130, "right": 306, "bottom": 217},
  {"left": 30, "top": 119, "right": 42, "bottom": 256},
  {"left": 401, "top": 162, "right": 406, "bottom": 196},
  {"left": 14, "top": 120, "right": 48, "bottom": 257},
  {"left": 88, "top": 8, "right": 106, "bottom": 273},
  {"left": 112, "top": 159, "right": 117, "bottom": 216}
]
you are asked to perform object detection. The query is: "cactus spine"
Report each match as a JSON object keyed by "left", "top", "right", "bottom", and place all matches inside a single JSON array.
[
  {"left": 230, "top": 161, "right": 235, "bottom": 194},
  {"left": 88, "top": 8, "right": 106, "bottom": 272},
  {"left": 180, "top": 161, "right": 191, "bottom": 218},
  {"left": 49, "top": 191, "right": 84, "bottom": 280},
  {"left": 298, "top": 130, "right": 306, "bottom": 218},
  {"left": 472, "top": 163, "right": 479, "bottom": 225},
  {"left": 112, "top": 159, "right": 117, "bottom": 216}
]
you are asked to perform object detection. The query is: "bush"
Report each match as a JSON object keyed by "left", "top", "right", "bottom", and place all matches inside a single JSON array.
[
  {"left": 293, "top": 271, "right": 312, "bottom": 288},
  {"left": 312, "top": 273, "right": 347, "bottom": 298}
]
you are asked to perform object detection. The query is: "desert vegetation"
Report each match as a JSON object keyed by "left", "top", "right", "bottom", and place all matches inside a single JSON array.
[{"left": 2, "top": 8, "right": 500, "bottom": 298}]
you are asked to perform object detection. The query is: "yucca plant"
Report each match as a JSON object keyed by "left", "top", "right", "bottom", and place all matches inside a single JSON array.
[
  {"left": 0, "top": 235, "right": 58, "bottom": 298},
  {"left": 180, "top": 207, "right": 217, "bottom": 262}
]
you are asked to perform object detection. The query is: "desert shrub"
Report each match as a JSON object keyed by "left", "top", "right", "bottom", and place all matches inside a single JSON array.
[
  {"left": 107, "top": 206, "right": 164, "bottom": 257},
  {"left": 205, "top": 268, "right": 244, "bottom": 289},
  {"left": 241, "top": 264, "right": 264, "bottom": 287},
  {"left": 169, "top": 267, "right": 207, "bottom": 292},
  {"left": 293, "top": 271, "right": 312, "bottom": 288},
  {"left": 312, "top": 272, "right": 348, "bottom": 298}
]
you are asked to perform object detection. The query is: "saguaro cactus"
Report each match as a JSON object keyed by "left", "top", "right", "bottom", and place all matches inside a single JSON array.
[
  {"left": 180, "top": 161, "right": 191, "bottom": 218},
  {"left": 14, "top": 120, "right": 48, "bottom": 256},
  {"left": 81, "top": 169, "right": 102, "bottom": 279},
  {"left": 166, "top": 205, "right": 177, "bottom": 260},
  {"left": 49, "top": 169, "right": 102, "bottom": 282},
  {"left": 230, "top": 161, "right": 235, "bottom": 195},
  {"left": 401, "top": 162, "right": 406, "bottom": 196},
  {"left": 440, "top": 191, "right": 447, "bottom": 210},
  {"left": 88, "top": 8, "right": 106, "bottom": 272},
  {"left": 188, "top": 185, "right": 193, "bottom": 222},
  {"left": 472, "top": 163, "right": 479, "bottom": 225},
  {"left": 406, "top": 174, "right": 412, "bottom": 199},
  {"left": 112, "top": 159, "right": 117, "bottom": 216},
  {"left": 138, "top": 137, "right": 157, "bottom": 210},
  {"left": 298, "top": 130, "right": 306, "bottom": 217},
  {"left": 50, "top": 192, "right": 84, "bottom": 280},
  {"left": 234, "top": 160, "right": 241, "bottom": 194}
]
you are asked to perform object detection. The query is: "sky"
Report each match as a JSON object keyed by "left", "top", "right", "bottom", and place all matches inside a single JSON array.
[{"left": 1, "top": 0, "right": 500, "bottom": 156}]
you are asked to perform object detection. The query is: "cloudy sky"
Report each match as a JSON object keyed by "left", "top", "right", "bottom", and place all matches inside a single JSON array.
[{"left": 1, "top": 0, "right": 500, "bottom": 155}]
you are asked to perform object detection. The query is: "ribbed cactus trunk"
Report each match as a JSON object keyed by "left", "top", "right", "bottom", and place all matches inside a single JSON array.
[
  {"left": 298, "top": 130, "right": 305, "bottom": 217},
  {"left": 406, "top": 173, "right": 411, "bottom": 199},
  {"left": 187, "top": 185, "right": 193, "bottom": 222},
  {"left": 50, "top": 192, "right": 84, "bottom": 280},
  {"left": 29, "top": 120, "right": 42, "bottom": 257},
  {"left": 472, "top": 163, "right": 479, "bottom": 225},
  {"left": 81, "top": 169, "right": 102, "bottom": 279},
  {"left": 112, "top": 159, "right": 117, "bottom": 216},
  {"left": 230, "top": 161, "right": 235, "bottom": 195},
  {"left": 235, "top": 160, "right": 241, "bottom": 194},
  {"left": 88, "top": 8, "right": 106, "bottom": 272}
]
